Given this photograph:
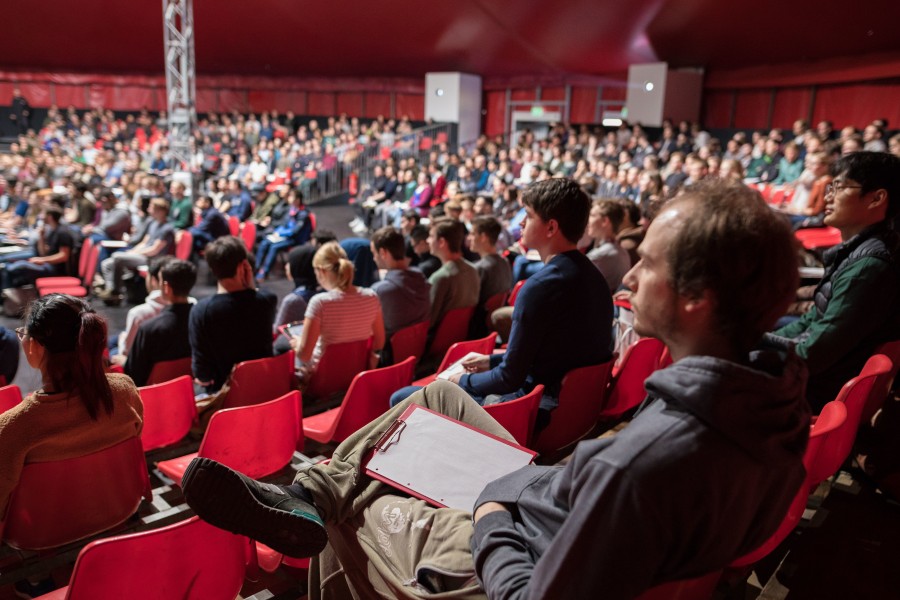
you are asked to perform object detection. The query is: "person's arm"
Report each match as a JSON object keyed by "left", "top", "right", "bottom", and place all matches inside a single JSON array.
[
  {"left": 189, "top": 305, "right": 214, "bottom": 387},
  {"left": 785, "top": 258, "right": 900, "bottom": 374},
  {"left": 29, "top": 245, "right": 70, "bottom": 265},
  {"left": 371, "top": 306, "right": 386, "bottom": 352},
  {"left": 124, "top": 327, "right": 151, "bottom": 387},
  {"left": 291, "top": 316, "right": 320, "bottom": 363}
]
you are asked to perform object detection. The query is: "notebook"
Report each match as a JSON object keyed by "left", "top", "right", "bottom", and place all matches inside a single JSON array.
[{"left": 364, "top": 404, "right": 536, "bottom": 510}]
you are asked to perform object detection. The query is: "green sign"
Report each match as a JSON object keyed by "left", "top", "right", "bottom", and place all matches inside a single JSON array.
[{"left": 530, "top": 106, "right": 544, "bottom": 117}]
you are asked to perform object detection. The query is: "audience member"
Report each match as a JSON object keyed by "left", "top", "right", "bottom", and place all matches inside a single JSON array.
[
  {"left": 585, "top": 199, "right": 632, "bottom": 290},
  {"left": 408, "top": 223, "right": 441, "bottom": 278},
  {"left": 1, "top": 206, "right": 74, "bottom": 289},
  {"left": 370, "top": 226, "right": 431, "bottom": 340},
  {"left": 189, "top": 195, "right": 230, "bottom": 253},
  {"left": 425, "top": 218, "right": 480, "bottom": 333}
]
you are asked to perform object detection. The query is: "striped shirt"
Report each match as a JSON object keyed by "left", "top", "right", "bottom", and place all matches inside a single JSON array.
[{"left": 305, "top": 287, "right": 381, "bottom": 366}]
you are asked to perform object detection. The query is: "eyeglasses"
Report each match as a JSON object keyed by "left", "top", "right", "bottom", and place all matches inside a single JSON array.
[
  {"left": 15, "top": 327, "right": 27, "bottom": 341},
  {"left": 825, "top": 183, "right": 863, "bottom": 196}
]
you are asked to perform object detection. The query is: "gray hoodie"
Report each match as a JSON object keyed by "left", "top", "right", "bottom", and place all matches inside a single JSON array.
[{"left": 472, "top": 351, "right": 810, "bottom": 599}]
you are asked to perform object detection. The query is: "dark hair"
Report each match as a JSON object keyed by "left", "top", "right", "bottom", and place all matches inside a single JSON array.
[
  {"left": 471, "top": 215, "right": 502, "bottom": 245},
  {"left": 312, "top": 229, "right": 338, "bottom": 246},
  {"left": 44, "top": 206, "right": 63, "bottom": 224},
  {"left": 287, "top": 244, "right": 317, "bottom": 287},
  {"left": 832, "top": 151, "right": 900, "bottom": 219},
  {"left": 25, "top": 294, "right": 112, "bottom": 420},
  {"left": 204, "top": 235, "right": 248, "bottom": 279},
  {"left": 371, "top": 227, "right": 406, "bottom": 261},
  {"left": 521, "top": 178, "right": 590, "bottom": 244},
  {"left": 160, "top": 259, "right": 197, "bottom": 297},
  {"left": 409, "top": 224, "right": 430, "bottom": 243},
  {"left": 592, "top": 199, "right": 625, "bottom": 233},
  {"left": 668, "top": 181, "right": 799, "bottom": 354},
  {"left": 401, "top": 209, "right": 420, "bottom": 225},
  {"left": 148, "top": 255, "right": 175, "bottom": 281},
  {"left": 430, "top": 218, "right": 467, "bottom": 253}
]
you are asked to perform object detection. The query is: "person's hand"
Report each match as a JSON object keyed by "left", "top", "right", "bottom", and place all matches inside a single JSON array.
[
  {"left": 448, "top": 372, "right": 463, "bottom": 385},
  {"left": 461, "top": 353, "right": 490, "bottom": 374},
  {"left": 289, "top": 336, "right": 302, "bottom": 352},
  {"left": 474, "top": 502, "right": 509, "bottom": 523},
  {"left": 27, "top": 256, "right": 43, "bottom": 264}
]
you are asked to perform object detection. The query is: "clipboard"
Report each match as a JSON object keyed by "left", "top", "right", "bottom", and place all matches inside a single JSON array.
[{"left": 363, "top": 404, "right": 537, "bottom": 511}]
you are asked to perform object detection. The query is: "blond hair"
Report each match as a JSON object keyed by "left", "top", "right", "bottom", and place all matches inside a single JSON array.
[{"left": 312, "top": 241, "right": 354, "bottom": 291}]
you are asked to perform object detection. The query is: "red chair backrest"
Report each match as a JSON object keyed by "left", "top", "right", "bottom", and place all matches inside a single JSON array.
[
  {"left": 60, "top": 516, "right": 246, "bottom": 600},
  {"left": 507, "top": 279, "right": 526, "bottom": 306},
  {"left": 328, "top": 357, "right": 416, "bottom": 443},
  {"left": 727, "top": 483, "right": 808, "bottom": 569},
  {"left": 306, "top": 338, "right": 372, "bottom": 401},
  {"left": 531, "top": 360, "right": 615, "bottom": 456},
  {"left": 200, "top": 391, "right": 303, "bottom": 478},
  {"left": 804, "top": 400, "right": 848, "bottom": 487},
  {"left": 839, "top": 354, "right": 892, "bottom": 442},
  {"left": 228, "top": 215, "right": 241, "bottom": 236},
  {"left": 436, "top": 333, "right": 498, "bottom": 373},
  {"left": 635, "top": 570, "right": 722, "bottom": 599},
  {"left": 794, "top": 226, "right": 842, "bottom": 250},
  {"left": 146, "top": 356, "right": 194, "bottom": 386},
  {"left": 0, "top": 384, "right": 23, "bottom": 414},
  {"left": 82, "top": 242, "right": 102, "bottom": 287},
  {"left": 77, "top": 238, "right": 94, "bottom": 279},
  {"left": 658, "top": 346, "right": 673, "bottom": 369},
  {"left": 224, "top": 351, "right": 294, "bottom": 409},
  {"left": 604, "top": 338, "right": 666, "bottom": 420},
  {"left": 240, "top": 221, "right": 257, "bottom": 251},
  {"left": 483, "top": 385, "right": 544, "bottom": 447},
  {"left": 1, "top": 437, "right": 150, "bottom": 550},
  {"left": 862, "top": 341, "right": 900, "bottom": 424},
  {"left": 175, "top": 230, "right": 192, "bottom": 260},
  {"left": 138, "top": 375, "right": 198, "bottom": 452},
  {"left": 308, "top": 211, "right": 317, "bottom": 232},
  {"left": 390, "top": 321, "right": 429, "bottom": 365},
  {"left": 428, "top": 306, "right": 476, "bottom": 359}
]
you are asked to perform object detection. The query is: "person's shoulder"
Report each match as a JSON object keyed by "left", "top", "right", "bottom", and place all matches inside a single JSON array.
[{"left": 106, "top": 372, "right": 139, "bottom": 395}]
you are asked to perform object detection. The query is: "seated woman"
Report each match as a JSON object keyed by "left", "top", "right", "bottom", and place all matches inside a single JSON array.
[
  {"left": 290, "top": 242, "right": 385, "bottom": 378},
  {"left": 0, "top": 294, "right": 143, "bottom": 514},
  {"left": 254, "top": 188, "right": 313, "bottom": 280},
  {"left": 585, "top": 199, "right": 632, "bottom": 291}
]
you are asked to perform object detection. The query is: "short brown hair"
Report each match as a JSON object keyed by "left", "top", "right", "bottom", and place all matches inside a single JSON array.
[
  {"left": 521, "top": 178, "right": 590, "bottom": 244},
  {"left": 667, "top": 181, "right": 799, "bottom": 354},
  {"left": 471, "top": 215, "right": 502, "bottom": 245},
  {"left": 430, "top": 218, "right": 467, "bottom": 254},
  {"left": 592, "top": 198, "right": 625, "bottom": 233},
  {"left": 205, "top": 235, "right": 248, "bottom": 279},
  {"left": 370, "top": 226, "right": 406, "bottom": 261}
]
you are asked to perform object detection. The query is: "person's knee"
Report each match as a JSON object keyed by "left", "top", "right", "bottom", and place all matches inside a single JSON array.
[{"left": 419, "top": 380, "right": 472, "bottom": 414}]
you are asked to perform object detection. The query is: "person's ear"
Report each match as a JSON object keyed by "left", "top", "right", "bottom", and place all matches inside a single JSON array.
[
  {"left": 546, "top": 218, "right": 560, "bottom": 238},
  {"left": 682, "top": 289, "right": 714, "bottom": 319},
  {"left": 868, "top": 189, "right": 888, "bottom": 213}
]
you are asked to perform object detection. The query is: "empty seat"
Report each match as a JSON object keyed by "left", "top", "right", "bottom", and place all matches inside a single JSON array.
[
  {"left": 305, "top": 338, "right": 372, "bottom": 402},
  {"left": 138, "top": 375, "right": 197, "bottom": 452},
  {"left": 224, "top": 351, "right": 294, "bottom": 409},
  {"left": 174, "top": 229, "right": 193, "bottom": 260},
  {"left": 428, "top": 306, "right": 475, "bottom": 360},
  {"left": 145, "top": 356, "right": 193, "bottom": 386},
  {"left": 604, "top": 338, "right": 666, "bottom": 420},
  {"left": 482, "top": 384, "right": 544, "bottom": 447},
  {"left": 390, "top": 321, "right": 429, "bottom": 366}
]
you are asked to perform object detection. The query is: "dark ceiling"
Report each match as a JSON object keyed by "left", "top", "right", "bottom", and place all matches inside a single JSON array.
[{"left": 3, "top": 0, "right": 899, "bottom": 79}]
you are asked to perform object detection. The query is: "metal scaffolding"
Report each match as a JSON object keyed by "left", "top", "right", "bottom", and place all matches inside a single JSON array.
[{"left": 162, "top": 0, "right": 196, "bottom": 188}]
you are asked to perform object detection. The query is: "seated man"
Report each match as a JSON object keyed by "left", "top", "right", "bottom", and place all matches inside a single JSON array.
[
  {"left": 124, "top": 259, "right": 196, "bottom": 387},
  {"left": 426, "top": 218, "right": 480, "bottom": 333},
  {"left": 768, "top": 151, "right": 900, "bottom": 411},
  {"left": 183, "top": 179, "right": 809, "bottom": 598},
  {"left": 189, "top": 236, "right": 274, "bottom": 392},
  {"left": 188, "top": 195, "right": 230, "bottom": 253},
  {"left": 408, "top": 223, "right": 440, "bottom": 278},
  {"left": 469, "top": 215, "right": 513, "bottom": 309},
  {"left": 109, "top": 256, "right": 175, "bottom": 363},
  {"left": 1, "top": 206, "right": 74, "bottom": 290},
  {"left": 97, "top": 197, "right": 175, "bottom": 305}
]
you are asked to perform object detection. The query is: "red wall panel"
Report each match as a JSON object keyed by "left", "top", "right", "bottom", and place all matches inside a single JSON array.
[
  {"left": 483, "top": 90, "right": 507, "bottom": 136},
  {"left": 218, "top": 89, "right": 249, "bottom": 113},
  {"left": 702, "top": 90, "right": 733, "bottom": 129},
  {"left": 308, "top": 92, "right": 336, "bottom": 116},
  {"left": 601, "top": 86, "right": 627, "bottom": 101},
  {"left": 88, "top": 84, "right": 114, "bottom": 109},
  {"left": 336, "top": 92, "right": 363, "bottom": 117},
  {"left": 541, "top": 86, "right": 566, "bottom": 101},
  {"left": 511, "top": 89, "right": 536, "bottom": 102},
  {"left": 19, "top": 83, "right": 52, "bottom": 108},
  {"left": 732, "top": 89, "right": 770, "bottom": 129},
  {"left": 394, "top": 93, "right": 423, "bottom": 120},
  {"left": 195, "top": 88, "right": 217, "bottom": 113},
  {"left": 54, "top": 84, "right": 86, "bottom": 108},
  {"left": 364, "top": 92, "right": 390, "bottom": 118},
  {"left": 115, "top": 86, "right": 160, "bottom": 111},
  {"left": 770, "top": 88, "right": 812, "bottom": 129},
  {"left": 248, "top": 90, "right": 277, "bottom": 113},
  {"left": 570, "top": 86, "right": 597, "bottom": 123},
  {"left": 812, "top": 81, "right": 900, "bottom": 129}
]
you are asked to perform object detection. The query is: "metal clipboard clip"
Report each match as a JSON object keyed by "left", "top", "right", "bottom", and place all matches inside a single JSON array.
[{"left": 373, "top": 419, "right": 407, "bottom": 453}]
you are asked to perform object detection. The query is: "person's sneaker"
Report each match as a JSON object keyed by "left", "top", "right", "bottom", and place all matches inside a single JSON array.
[
  {"left": 182, "top": 457, "right": 328, "bottom": 558},
  {"left": 348, "top": 217, "right": 362, "bottom": 228},
  {"left": 13, "top": 577, "right": 56, "bottom": 599},
  {"left": 95, "top": 288, "right": 123, "bottom": 306}
]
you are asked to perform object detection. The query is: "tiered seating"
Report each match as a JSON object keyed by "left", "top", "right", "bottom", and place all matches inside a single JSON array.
[
  {"left": 35, "top": 238, "right": 100, "bottom": 298},
  {"left": 413, "top": 333, "right": 497, "bottom": 387},
  {"left": 390, "top": 320, "right": 429, "bottom": 366}
]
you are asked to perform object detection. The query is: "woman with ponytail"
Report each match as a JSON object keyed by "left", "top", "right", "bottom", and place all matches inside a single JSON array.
[
  {"left": 290, "top": 241, "right": 385, "bottom": 375},
  {"left": 0, "top": 293, "right": 143, "bottom": 513}
]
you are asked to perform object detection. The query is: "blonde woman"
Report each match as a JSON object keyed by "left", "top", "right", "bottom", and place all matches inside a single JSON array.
[{"left": 289, "top": 242, "right": 385, "bottom": 374}]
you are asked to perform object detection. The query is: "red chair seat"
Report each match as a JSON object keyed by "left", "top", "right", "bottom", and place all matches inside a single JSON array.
[
  {"left": 428, "top": 306, "right": 475, "bottom": 359},
  {"left": 483, "top": 385, "right": 543, "bottom": 447},
  {"left": 412, "top": 333, "right": 497, "bottom": 387}
]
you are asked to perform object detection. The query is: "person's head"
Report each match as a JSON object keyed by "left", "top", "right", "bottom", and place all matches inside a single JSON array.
[
  {"left": 312, "top": 229, "right": 338, "bottom": 247},
  {"left": 409, "top": 224, "right": 430, "bottom": 254},
  {"left": 588, "top": 199, "right": 625, "bottom": 240},
  {"left": 890, "top": 133, "right": 900, "bottom": 158},
  {"left": 286, "top": 244, "right": 317, "bottom": 287},
  {"left": 205, "top": 235, "right": 253, "bottom": 286},
  {"left": 43, "top": 205, "right": 63, "bottom": 227},
  {"left": 623, "top": 180, "right": 798, "bottom": 359},
  {"left": 149, "top": 197, "right": 170, "bottom": 221},
  {"left": 147, "top": 255, "right": 175, "bottom": 292},
  {"left": 370, "top": 226, "right": 407, "bottom": 267},
  {"left": 170, "top": 181, "right": 185, "bottom": 198},
  {"left": 719, "top": 158, "right": 744, "bottom": 182},
  {"left": 468, "top": 215, "right": 502, "bottom": 255},
  {"left": 825, "top": 151, "right": 900, "bottom": 238},
  {"left": 22, "top": 294, "right": 113, "bottom": 420},
  {"left": 444, "top": 199, "right": 463, "bottom": 220},
  {"left": 312, "top": 241, "right": 354, "bottom": 291},
  {"left": 783, "top": 141, "right": 800, "bottom": 162},
  {"left": 520, "top": 178, "right": 591, "bottom": 249},
  {"left": 159, "top": 259, "right": 197, "bottom": 300},
  {"left": 196, "top": 195, "right": 213, "bottom": 210},
  {"left": 428, "top": 217, "right": 467, "bottom": 260},
  {"left": 399, "top": 209, "right": 420, "bottom": 235}
]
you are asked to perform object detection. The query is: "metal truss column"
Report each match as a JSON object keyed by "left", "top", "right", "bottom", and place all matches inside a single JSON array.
[{"left": 162, "top": 0, "right": 196, "bottom": 187}]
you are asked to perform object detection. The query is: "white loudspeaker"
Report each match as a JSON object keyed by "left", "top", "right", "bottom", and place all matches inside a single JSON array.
[
  {"left": 625, "top": 63, "right": 703, "bottom": 127},
  {"left": 425, "top": 73, "right": 482, "bottom": 146}
]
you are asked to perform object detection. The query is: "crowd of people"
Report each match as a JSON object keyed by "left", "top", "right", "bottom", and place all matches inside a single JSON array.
[{"left": 1, "top": 86, "right": 900, "bottom": 598}]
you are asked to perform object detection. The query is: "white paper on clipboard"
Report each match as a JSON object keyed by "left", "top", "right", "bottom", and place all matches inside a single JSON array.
[{"left": 366, "top": 405, "right": 535, "bottom": 511}]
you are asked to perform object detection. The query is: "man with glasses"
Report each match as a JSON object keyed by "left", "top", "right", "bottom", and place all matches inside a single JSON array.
[{"left": 769, "top": 151, "right": 900, "bottom": 411}]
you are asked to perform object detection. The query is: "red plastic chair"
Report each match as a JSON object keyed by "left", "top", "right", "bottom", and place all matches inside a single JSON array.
[
  {"left": 531, "top": 359, "right": 616, "bottom": 456},
  {"left": 428, "top": 305, "right": 476, "bottom": 360},
  {"left": 862, "top": 340, "right": 900, "bottom": 424},
  {"left": 305, "top": 338, "right": 372, "bottom": 401},
  {"left": 507, "top": 280, "right": 526, "bottom": 306},
  {"left": 240, "top": 221, "right": 257, "bottom": 251},
  {"left": 413, "top": 333, "right": 498, "bottom": 387},
  {"left": 483, "top": 384, "right": 544, "bottom": 447},
  {"left": 35, "top": 238, "right": 93, "bottom": 290},
  {"left": 35, "top": 517, "right": 247, "bottom": 600},
  {"left": 145, "top": 356, "right": 193, "bottom": 386},
  {"left": 658, "top": 346, "right": 673, "bottom": 369},
  {"left": 604, "top": 338, "right": 666, "bottom": 420},
  {"left": 390, "top": 321, "right": 429, "bottom": 366},
  {"left": 794, "top": 226, "right": 842, "bottom": 250},
  {"left": 138, "top": 375, "right": 198, "bottom": 452},
  {"left": 224, "top": 351, "right": 295, "bottom": 409},
  {"left": 1, "top": 437, "right": 151, "bottom": 550},
  {"left": 175, "top": 229, "right": 193, "bottom": 260},
  {"left": 482, "top": 290, "right": 509, "bottom": 329},
  {"left": 303, "top": 357, "right": 416, "bottom": 444},
  {"left": 228, "top": 215, "right": 241, "bottom": 236},
  {"left": 635, "top": 570, "right": 722, "bottom": 599},
  {"left": 157, "top": 390, "right": 303, "bottom": 486},
  {"left": 36, "top": 242, "right": 100, "bottom": 298},
  {"left": 0, "top": 383, "right": 23, "bottom": 414},
  {"left": 839, "top": 354, "right": 892, "bottom": 442},
  {"left": 308, "top": 211, "right": 317, "bottom": 232}
]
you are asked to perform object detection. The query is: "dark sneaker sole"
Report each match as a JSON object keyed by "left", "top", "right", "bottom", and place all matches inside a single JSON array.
[{"left": 182, "top": 458, "right": 328, "bottom": 558}]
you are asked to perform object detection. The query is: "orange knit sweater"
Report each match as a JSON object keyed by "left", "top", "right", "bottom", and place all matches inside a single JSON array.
[{"left": 0, "top": 373, "right": 144, "bottom": 513}]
